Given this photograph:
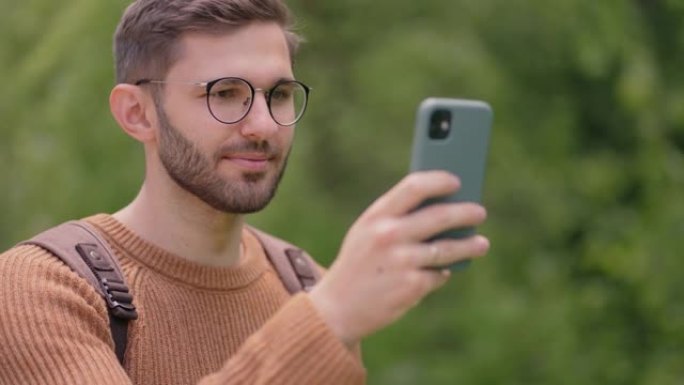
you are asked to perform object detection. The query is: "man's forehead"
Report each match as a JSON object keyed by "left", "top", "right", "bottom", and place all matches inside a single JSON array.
[{"left": 168, "top": 23, "right": 293, "bottom": 80}]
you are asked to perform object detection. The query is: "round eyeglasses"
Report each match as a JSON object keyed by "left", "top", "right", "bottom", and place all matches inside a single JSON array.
[{"left": 135, "top": 77, "right": 311, "bottom": 126}]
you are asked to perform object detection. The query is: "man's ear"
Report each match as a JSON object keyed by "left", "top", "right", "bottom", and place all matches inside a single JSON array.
[{"left": 109, "top": 84, "right": 157, "bottom": 143}]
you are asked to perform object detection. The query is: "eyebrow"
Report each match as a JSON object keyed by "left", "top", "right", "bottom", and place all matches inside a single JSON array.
[
  {"left": 214, "top": 76, "right": 298, "bottom": 88},
  {"left": 135, "top": 76, "right": 300, "bottom": 90}
]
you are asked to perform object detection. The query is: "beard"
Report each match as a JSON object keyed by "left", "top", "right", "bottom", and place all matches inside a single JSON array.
[{"left": 155, "top": 104, "right": 290, "bottom": 214}]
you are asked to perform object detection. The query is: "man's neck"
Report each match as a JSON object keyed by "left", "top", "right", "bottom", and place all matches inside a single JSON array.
[{"left": 113, "top": 184, "right": 245, "bottom": 268}]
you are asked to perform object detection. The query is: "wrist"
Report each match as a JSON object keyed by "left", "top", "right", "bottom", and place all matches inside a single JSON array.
[{"left": 307, "top": 287, "right": 359, "bottom": 350}]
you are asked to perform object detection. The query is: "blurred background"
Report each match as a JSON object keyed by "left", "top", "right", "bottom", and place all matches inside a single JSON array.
[{"left": 1, "top": 0, "right": 683, "bottom": 383}]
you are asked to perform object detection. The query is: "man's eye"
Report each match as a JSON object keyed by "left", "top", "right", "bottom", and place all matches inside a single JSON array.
[
  {"left": 210, "top": 88, "right": 239, "bottom": 99},
  {"left": 271, "top": 88, "right": 292, "bottom": 101}
]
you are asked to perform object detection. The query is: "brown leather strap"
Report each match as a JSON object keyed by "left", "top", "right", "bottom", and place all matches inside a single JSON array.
[
  {"left": 15, "top": 221, "right": 315, "bottom": 367},
  {"left": 19, "top": 221, "right": 102, "bottom": 289},
  {"left": 248, "top": 227, "right": 321, "bottom": 293},
  {"left": 18, "top": 221, "right": 137, "bottom": 365}
]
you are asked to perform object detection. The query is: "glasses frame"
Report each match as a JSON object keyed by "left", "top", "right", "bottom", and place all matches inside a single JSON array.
[{"left": 135, "top": 77, "right": 311, "bottom": 126}]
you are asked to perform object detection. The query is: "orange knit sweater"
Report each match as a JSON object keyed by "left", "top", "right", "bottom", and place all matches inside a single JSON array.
[{"left": 0, "top": 214, "right": 366, "bottom": 385}]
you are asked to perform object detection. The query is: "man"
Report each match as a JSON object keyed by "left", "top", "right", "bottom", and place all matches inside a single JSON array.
[{"left": 0, "top": 0, "right": 489, "bottom": 384}]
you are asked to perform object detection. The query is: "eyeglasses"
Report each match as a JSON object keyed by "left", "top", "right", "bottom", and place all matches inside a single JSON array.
[{"left": 135, "top": 77, "right": 310, "bottom": 126}]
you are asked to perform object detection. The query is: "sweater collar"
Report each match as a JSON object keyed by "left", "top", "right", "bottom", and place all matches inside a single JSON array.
[{"left": 85, "top": 213, "right": 271, "bottom": 291}]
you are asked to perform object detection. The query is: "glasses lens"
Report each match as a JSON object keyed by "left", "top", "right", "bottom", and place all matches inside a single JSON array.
[
  {"left": 207, "top": 78, "right": 252, "bottom": 124},
  {"left": 269, "top": 81, "right": 308, "bottom": 126}
]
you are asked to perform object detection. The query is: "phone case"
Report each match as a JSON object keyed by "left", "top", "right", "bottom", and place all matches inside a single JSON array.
[{"left": 409, "top": 98, "right": 493, "bottom": 270}]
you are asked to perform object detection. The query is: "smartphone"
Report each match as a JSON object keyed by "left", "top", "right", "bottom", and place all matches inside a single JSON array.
[{"left": 409, "top": 98, "right": 493, "bottom": 270}]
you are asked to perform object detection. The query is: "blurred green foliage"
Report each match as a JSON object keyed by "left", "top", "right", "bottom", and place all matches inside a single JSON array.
[{"left": 1, "top": 0, "right": 683, "bottom": 383}]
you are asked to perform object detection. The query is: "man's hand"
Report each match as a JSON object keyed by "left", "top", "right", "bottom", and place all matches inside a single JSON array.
[{"left": 308, "top": 171, "right": 490, "bottom": 348}]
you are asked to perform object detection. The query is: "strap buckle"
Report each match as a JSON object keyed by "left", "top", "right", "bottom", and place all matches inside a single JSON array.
[{"left": 76, "top": 243, "right": 138, "bottom": 320}]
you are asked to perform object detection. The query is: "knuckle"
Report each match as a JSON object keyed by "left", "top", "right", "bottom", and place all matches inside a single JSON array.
[
  {"left": 402, "top": 175, "right": 423, "bottom": 195},
  {"left": 422, "top": 204, "right": 454, "bottom": 227},
  {"left": 450, "top": 203, "right": 487, "bottom": 226},
  {"left": 405, "top": 271, "right": 432, "bottom": 294},
  {"left": 371, "top": 220, "right": 400, "bottom": 247},
  {"left": 437, "top": 242, "right": 466, "bottom": 263},
  {"left": 393, "top": 247, "right": 416, "bottom": 268},
  {"left": 442, "top": 236, "right": 489, "bottom": 260},
  {"left": 437, "top": 205, "right": 458, "bottom": 224}
]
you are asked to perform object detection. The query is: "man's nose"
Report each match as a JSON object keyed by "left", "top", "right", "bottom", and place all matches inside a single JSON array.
[{"left": 239, "top": 91, "right": 279, "bottom": 139}]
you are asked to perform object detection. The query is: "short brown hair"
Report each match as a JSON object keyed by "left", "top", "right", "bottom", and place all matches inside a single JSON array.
[{"left": 114, "top": 0, "right": 301, "bottom": 84}]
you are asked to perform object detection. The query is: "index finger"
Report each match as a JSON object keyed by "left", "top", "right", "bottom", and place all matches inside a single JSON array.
[{"left": 362, "top": 171, "right": 460, "bottom": 219}]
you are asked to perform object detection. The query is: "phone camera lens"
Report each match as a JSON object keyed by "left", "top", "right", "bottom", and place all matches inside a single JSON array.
[{"left": 429, "top": 109, "right": 451, "bottom": 139}]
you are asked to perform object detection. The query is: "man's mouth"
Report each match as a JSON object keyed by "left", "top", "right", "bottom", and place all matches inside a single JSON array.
[{"left": 222, "top": 152, "right": 274, "bottom": 172}]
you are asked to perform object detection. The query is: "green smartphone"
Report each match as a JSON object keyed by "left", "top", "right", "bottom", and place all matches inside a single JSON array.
[{"left": 409, "top": 98, "right": 493, "bottom": 270}]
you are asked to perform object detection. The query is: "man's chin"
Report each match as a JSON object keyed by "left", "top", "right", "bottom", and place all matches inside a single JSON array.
[
  {"left": 204, "top": 160, "right": 287, "bottom": 214},
  {"left": 241, "top": 171, "right": 268, "bottom": 183},
  {"left": 215, "top": 192, "right": 275, "bottom": 214},
  {"left": 208, "top": 178, "right": 279, "bottom": 214}
]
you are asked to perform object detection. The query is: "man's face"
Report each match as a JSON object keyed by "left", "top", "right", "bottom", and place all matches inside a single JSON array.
[{"left": 153, "top": 22, "right": 296, "bottom": 213}]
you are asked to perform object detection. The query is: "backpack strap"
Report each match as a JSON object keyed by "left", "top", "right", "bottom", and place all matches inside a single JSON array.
[
  {"left": 248, "top": 227, "right": 321, "bottom": 293},
  {"left": 16, "top": 221, "right": 316, "bottom": 366},
  {"left": 18, "top": 220, "right": 137, "bottom": 365}
]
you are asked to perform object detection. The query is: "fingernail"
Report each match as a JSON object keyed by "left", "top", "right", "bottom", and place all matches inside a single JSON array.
[
  {"left": 480, "top": 235, "right": 490, "bottom": 246},
  {"left": 450, "top": 174, "right": 461, "bottom": 188},
  {"left": 477, "top": 236, "right": 490, "bottom": 253}
]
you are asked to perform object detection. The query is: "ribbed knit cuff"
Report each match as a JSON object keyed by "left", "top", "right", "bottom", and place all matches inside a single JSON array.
[{"left": 254, "top": 292, "right": 367, "bottom": 384}]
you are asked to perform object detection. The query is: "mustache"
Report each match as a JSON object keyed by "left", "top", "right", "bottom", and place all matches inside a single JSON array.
[{"left": 215, "top": 140, "right": 280, "bottom": 159}]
